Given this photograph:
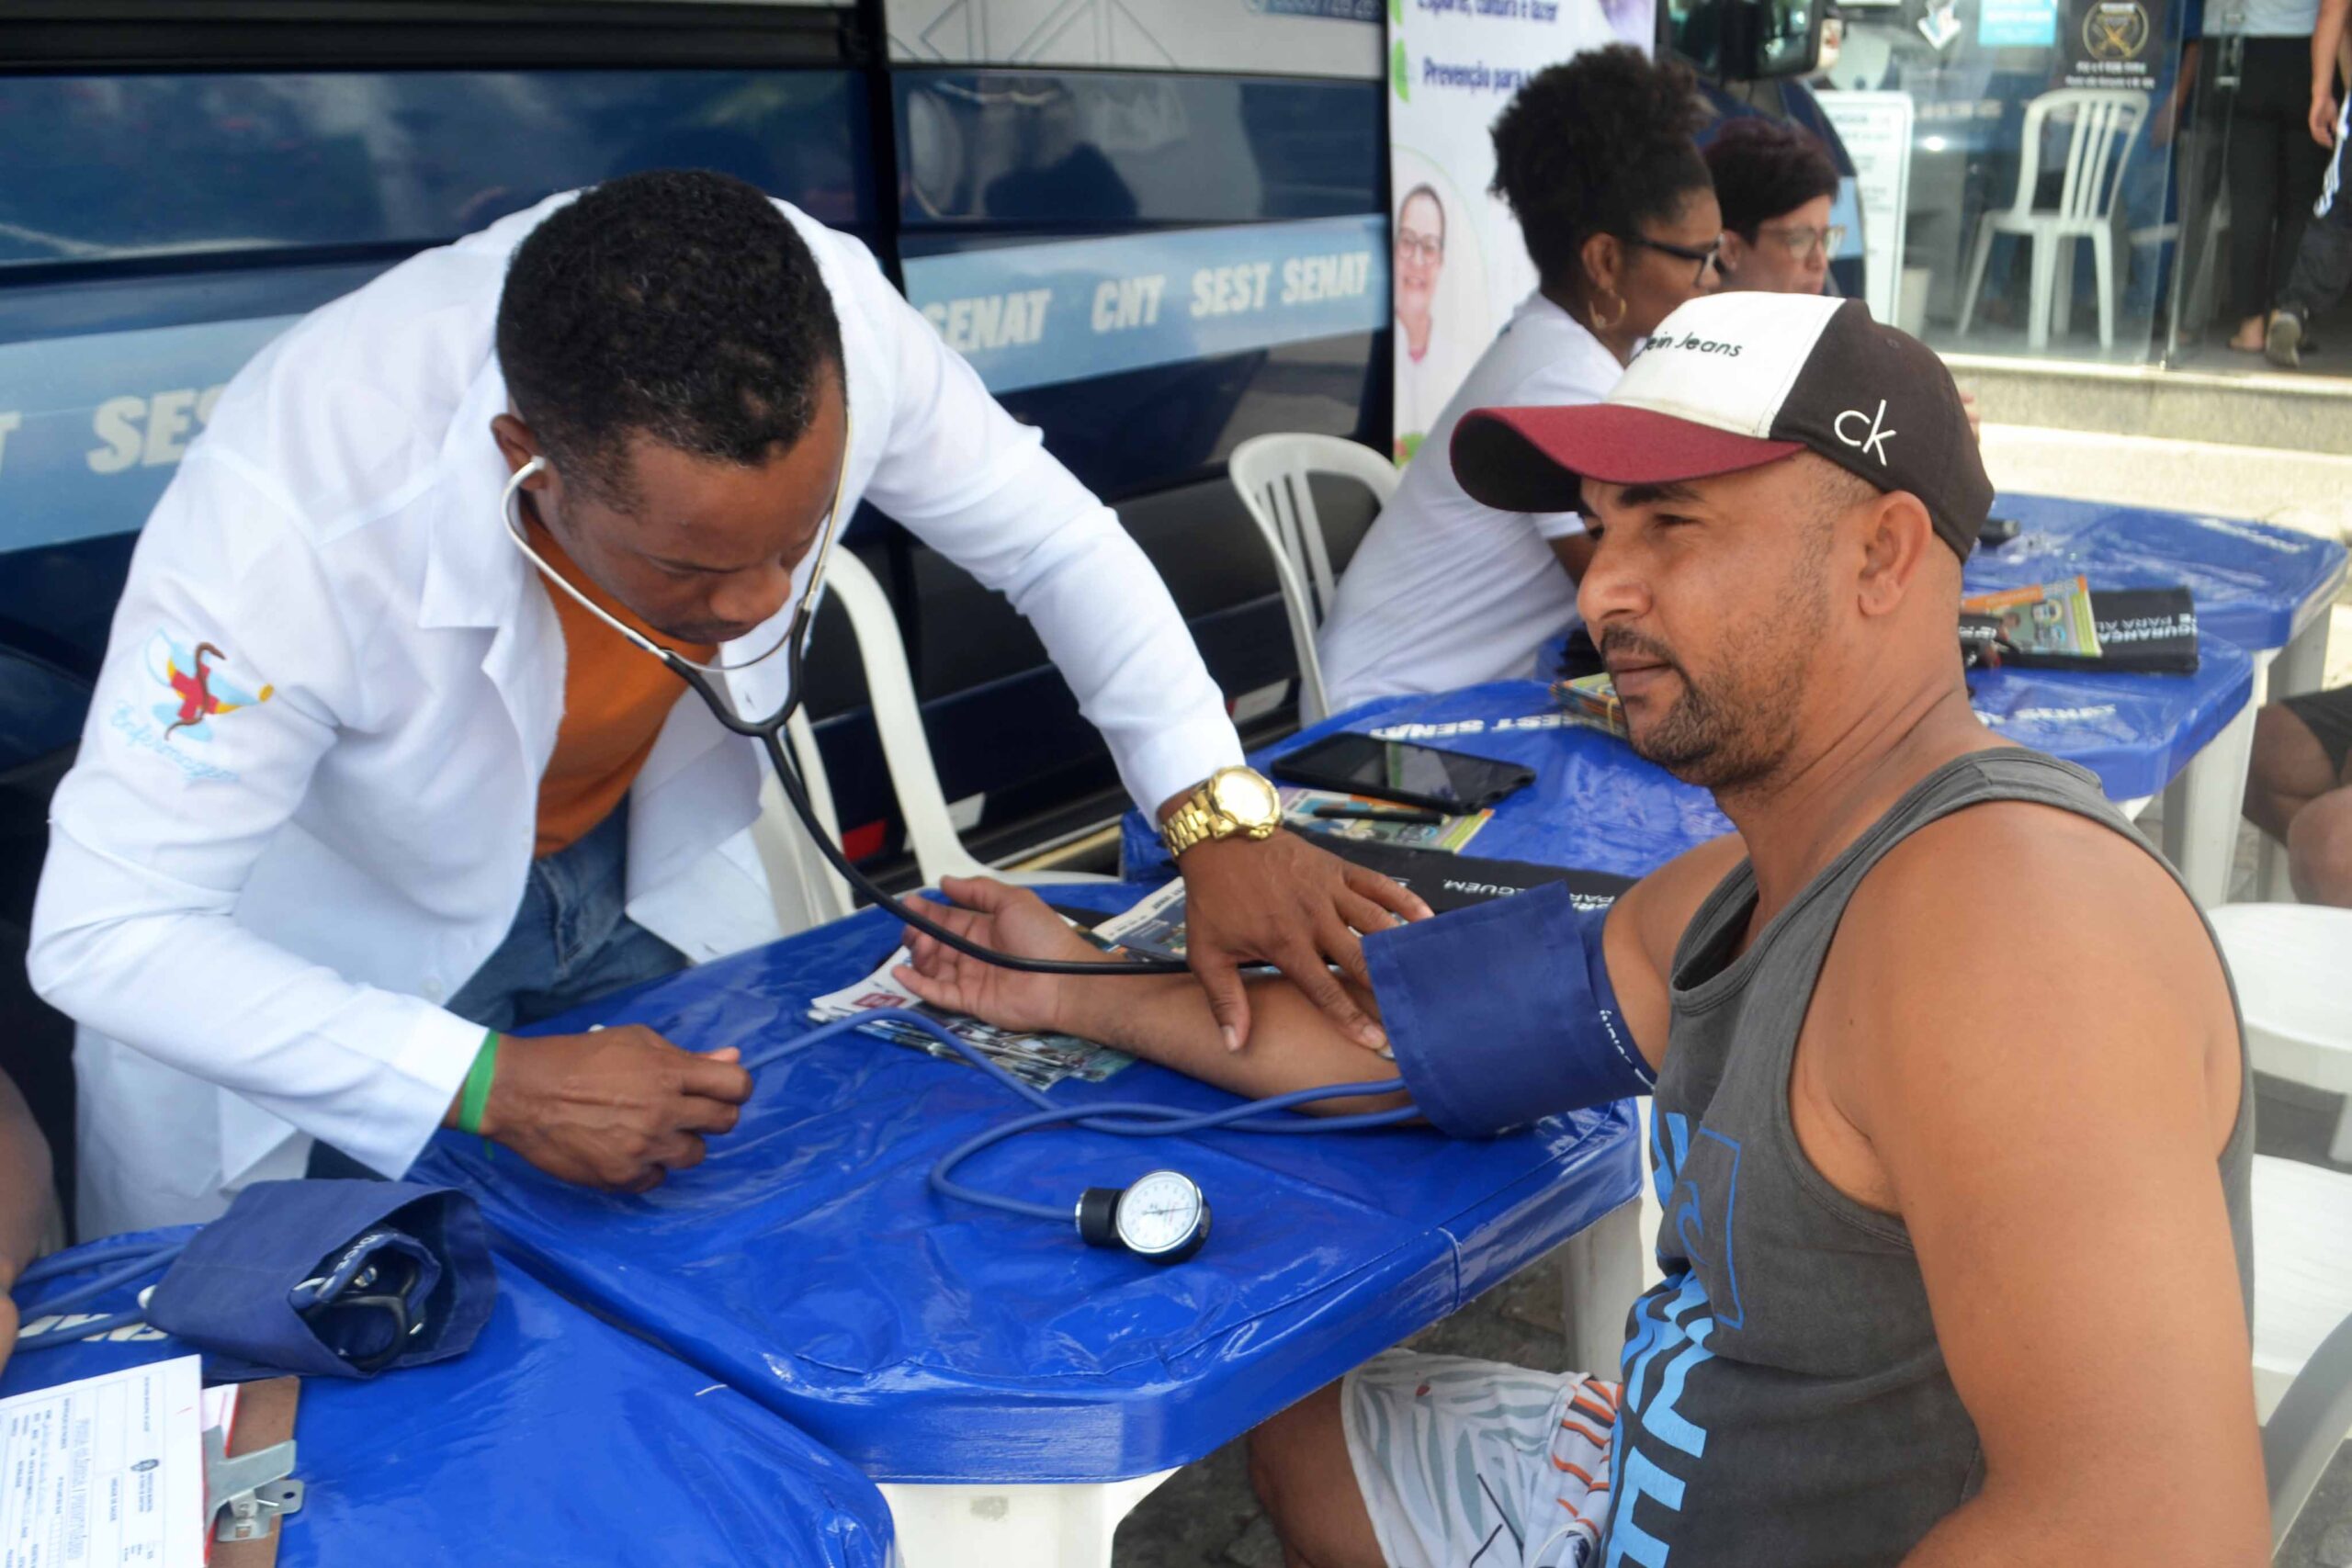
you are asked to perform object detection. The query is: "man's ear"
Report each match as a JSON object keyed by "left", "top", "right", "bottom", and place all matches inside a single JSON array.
[
  {"left": 490, "top": 412, "right": 548, "bottom": 487},
  {"left": 1855, "top": 490, "right": 1939, "bottom": 619},
  {"left": 1717, "top": 231, "right": 1751, "bottom": 278}
]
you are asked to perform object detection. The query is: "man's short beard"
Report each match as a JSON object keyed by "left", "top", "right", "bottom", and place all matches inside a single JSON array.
[{"left": 1630, "top": 665, "right": 1804, "bottom": 791}]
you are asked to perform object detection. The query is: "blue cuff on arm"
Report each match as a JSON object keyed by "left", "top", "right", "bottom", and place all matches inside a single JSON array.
[{"left": 1363, "top": 881, "right": 1653, "bottom": 1140}]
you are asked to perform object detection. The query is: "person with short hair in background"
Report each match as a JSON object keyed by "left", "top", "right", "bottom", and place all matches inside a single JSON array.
[{"left": 1703, "top": 117, "right": 1843, "bottom": 296}]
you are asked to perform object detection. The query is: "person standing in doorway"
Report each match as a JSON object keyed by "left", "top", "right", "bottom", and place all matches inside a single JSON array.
[
  {"left": 2265, "top": 0, "right": 2351, "bottom": 363},
  {"left": 2200, "top": 0, "right": 2332, "bottom": 351}
]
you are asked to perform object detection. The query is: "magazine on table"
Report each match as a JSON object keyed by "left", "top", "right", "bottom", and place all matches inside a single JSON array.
[
  {"left": 1959, "top": 579, "right": 2199, "bottom": 672},
  {"left": 1278, "top": 784, "right": 1492, "bottom": 852},
  {"left": 1550, "top": 671, "right": 1629, "bottom": 740},
  {"left": 807, "top": 949, "right": 1137, "bottom": 1090},
  {"left": 1961, "top": 576, "right": 2102, "bottom": 660}
]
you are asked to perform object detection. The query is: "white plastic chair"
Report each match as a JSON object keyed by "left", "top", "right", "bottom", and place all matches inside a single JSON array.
[
  {"left": 1227, "top": 434, "right": 1397, "bottom": 724},
  {"left": 1956, "top": 89, "right": 2149, "bottom": 350},
  {"left": 774, "top": 548, "right": 1114, "bottom": 895},
  {"left": 2268, "top": 1297, "right": 2352, "bottom": 1550},
  {"left": 745, "top": 709, "right": 855, "bottom": 937},
  {"left": 2211, "top": 904, "right": 2352, "bottom": 1162}
]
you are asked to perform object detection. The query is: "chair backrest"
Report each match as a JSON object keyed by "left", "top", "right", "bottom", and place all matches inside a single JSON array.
[
  {"left": 746, "top": 709, "right": 854, "bottom": 937},
  {"left": 798, "top": 548, "right": 993, "bottom": 888},
  {"left": 2007, "top": 88, "right": 2149, "bottom": 224},
  {"left": 1227, "top": 433, "right": 1398, "bottom": 724}
]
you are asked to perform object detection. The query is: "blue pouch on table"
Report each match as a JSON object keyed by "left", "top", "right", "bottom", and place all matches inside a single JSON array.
[{"left": 142, "top": 1180, "right": 496, "bottom": 1382}]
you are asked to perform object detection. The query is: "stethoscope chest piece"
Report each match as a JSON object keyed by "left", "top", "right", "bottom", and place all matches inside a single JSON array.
[{"left": 1076, "top": 1169, "right": 1212, "bottom": 1265}]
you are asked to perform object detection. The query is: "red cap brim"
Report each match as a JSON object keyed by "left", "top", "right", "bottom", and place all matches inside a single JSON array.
[{"left": 1450, "top": 404, "right": 1804, "bottom": 513}]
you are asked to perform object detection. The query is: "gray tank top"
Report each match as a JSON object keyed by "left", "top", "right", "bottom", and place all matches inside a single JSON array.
[{"left": 1596, "top": 750, "right": 2254, "bottom": 1565}]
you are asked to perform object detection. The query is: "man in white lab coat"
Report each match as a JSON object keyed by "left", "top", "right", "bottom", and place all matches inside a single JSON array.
[{"left": 31, "top": 171, "right": 1422, "bottom": 1236}]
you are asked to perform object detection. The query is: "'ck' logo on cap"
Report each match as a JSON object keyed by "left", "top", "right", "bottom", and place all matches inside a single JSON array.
[{"left": 1835, "top": 400, "right": 1896, "bottom": 465}]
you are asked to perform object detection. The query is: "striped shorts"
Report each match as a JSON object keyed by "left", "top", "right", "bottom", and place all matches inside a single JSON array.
[{"left": 1340, "top": 1349, "right": 1619, "bottom": 1568}]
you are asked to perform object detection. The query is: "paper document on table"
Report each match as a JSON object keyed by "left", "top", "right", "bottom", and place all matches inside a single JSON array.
[
  {"left": 2, "top": 1353, "right": 207, "bottom": 1568},
  {"left": 808, "top": 953, "right": 1136, "bottom": 1091}
]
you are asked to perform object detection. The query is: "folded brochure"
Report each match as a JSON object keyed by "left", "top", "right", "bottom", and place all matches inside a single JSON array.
[{"left": 1279, "top": 784, "right": 1490, "bottom": 852}]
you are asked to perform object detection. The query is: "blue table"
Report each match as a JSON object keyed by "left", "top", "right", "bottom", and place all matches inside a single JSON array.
[
  {"left": 1980, "top": 494, "right": 2346, "bottom": 656},
  {"left": 413, "top": 879, "right": 1640, "bottom": 1498},
  {"left": 1122, "top": 653, "right": 2254, "bottom": 886},
  {"left": 4, "top": 1229, "right": 894, "bottom": 1568},
  {"left": 1980, "top": 494, "right": 2342, "bottom": 901}
]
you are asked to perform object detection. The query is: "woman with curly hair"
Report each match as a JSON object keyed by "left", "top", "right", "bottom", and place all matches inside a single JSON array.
[{"left": 1318, "top": 45, "right": 1721, "bottom": 710}]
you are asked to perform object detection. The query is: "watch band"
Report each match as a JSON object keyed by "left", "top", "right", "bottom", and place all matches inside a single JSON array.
[{"left": 1161, "top": 795, "right": 1225, "bottom": 858}]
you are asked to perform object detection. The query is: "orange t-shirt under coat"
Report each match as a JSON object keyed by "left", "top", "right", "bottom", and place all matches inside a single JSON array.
[{"left": 527, "top": 520, "right": 714, "bottom": 859}]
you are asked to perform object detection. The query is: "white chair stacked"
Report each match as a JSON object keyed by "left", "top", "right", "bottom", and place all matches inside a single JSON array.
[
  {"left": 1956, "top": 88, "right": 2148, "bottom": 351},
  {"left": 1227, "top": 433, "right": 1396, "bottom": 725},
  {"left": 2211, "top": 904, "right": 2352, "bottom": 1164}
]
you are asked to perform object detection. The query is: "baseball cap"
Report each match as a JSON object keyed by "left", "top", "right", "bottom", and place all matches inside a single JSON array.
[{"left": 1451, "top": 293, "right": 1992, "bottom": 559}]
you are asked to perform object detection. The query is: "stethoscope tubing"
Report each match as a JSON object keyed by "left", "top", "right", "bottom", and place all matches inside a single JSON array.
[{"left": 744, "top": 1009, "right": 1412, "bottom": 1225}]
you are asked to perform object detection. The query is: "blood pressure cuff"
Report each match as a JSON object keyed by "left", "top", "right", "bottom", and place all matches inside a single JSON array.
[
  {"left": 144, "top": 1180, "right": 495, "bottom": 1382},
  {"left": 1363, "top": 880, "right": 1653, "bottom": 1140}
]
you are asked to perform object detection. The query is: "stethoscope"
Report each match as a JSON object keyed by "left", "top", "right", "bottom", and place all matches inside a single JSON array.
[{"left": 498, "top": 446, "right": 1414, "bottom": 1262}]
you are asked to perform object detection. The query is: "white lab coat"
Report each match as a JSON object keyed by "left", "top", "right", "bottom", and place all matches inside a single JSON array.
[{"left": 29, "top": 194, "right": 1243, "bottom": 1238}]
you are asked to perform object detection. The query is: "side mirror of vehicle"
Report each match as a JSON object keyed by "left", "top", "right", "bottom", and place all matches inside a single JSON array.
[{"left": 1665, "top": 0, "right": 1826, "bottom": 81}]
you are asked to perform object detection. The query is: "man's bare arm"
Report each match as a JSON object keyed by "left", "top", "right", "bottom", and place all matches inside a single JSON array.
[
  {"left": 0, "top": 1071, "right": 60, "bottom": 1373},
  {"left": 898, "top": 841, "right": 1745, "bottom": 1114},
  {"left": 1826, "top": 813, "right": 2267, "bottom": 1566},
  {"left": 894, "top": 880, "right": 1408, "bottom": 1114},
  {"left": 2314, "top": 0, "right": 2349, "bottom": 146}
]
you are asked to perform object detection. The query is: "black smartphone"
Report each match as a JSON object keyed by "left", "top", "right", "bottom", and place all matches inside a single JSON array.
[{"left": 1270, "top": 733, "right": 1536, "bottom": 812}]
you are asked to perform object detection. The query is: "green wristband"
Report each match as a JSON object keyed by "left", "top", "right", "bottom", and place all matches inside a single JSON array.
[{"left": 457, "top": 1030, "right": 500, "bottom": 1138}]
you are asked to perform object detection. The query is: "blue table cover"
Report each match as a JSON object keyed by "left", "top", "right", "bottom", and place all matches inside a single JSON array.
[
  {"left": 414, "top": 881, "right": 1641, "bottom": 1484},
  {"left": 4, "top": 1229, "right": 894, "bottom": 1568},
  {"left": 1978, "top": 494, "right": 2346, "bottom": 651},
  {"left": 1122, "top": 652, "right": 2252, "bottom": 879}
]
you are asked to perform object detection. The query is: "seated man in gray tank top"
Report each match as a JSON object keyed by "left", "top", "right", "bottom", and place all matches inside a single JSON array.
[{"left": 890, "top": 293, "right": 2266, "bottom": 1567}]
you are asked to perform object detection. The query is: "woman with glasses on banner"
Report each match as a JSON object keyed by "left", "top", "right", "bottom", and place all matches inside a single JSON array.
[{"left": 1319, "top": 46, "right": 1723, "bottom": 710}]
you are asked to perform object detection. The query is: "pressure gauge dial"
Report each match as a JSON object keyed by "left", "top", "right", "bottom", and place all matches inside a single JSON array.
[{"left": 1076, "top": 1170, "right": 1212, "bottom": 1264}]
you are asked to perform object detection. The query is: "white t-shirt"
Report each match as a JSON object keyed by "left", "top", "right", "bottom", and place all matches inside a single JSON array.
[{"left": 1320, "top": 291, "right": 1621, "bottom": 711}]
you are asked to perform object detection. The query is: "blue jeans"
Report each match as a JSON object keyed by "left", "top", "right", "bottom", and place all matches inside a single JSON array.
[{"left": 308, "top": 804, "right": 687, "bottom": 1178}]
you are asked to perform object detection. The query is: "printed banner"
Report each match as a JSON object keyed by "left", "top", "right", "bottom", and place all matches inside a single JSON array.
[
  {"left": 1815, "top": 92, "right": 1915, "bottom": 330},
  {"left": 2062, "top": 0, "right": 2165, "bottom": 89},
  {"left": 1978, "top": 0, "right": 2059, "bottom": 46},
  {"left": 0, "top": 316, "right": 300, "bottom": 553},
  {"left": 900, "top": 216, "right": 1388, "bottom": 392},
  {"left": 886, "top": 0, "right": 1384, "bottom": 77},
  {"left": 1385, "top": 0, "right": 1646, "bottom": 463}
]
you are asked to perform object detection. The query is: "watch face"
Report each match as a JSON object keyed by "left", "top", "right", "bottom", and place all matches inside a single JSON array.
[
  {"left": 1209, "top": 768, "right": 1280, "bottom": 827},
  {"left": 1116, "top": 1170, "right": 1207, "bottom": 1258}
]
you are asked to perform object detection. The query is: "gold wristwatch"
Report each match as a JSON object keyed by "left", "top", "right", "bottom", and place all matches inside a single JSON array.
[{"left": 1160, "top": 766, "right": 1283, "bottom": 858}]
